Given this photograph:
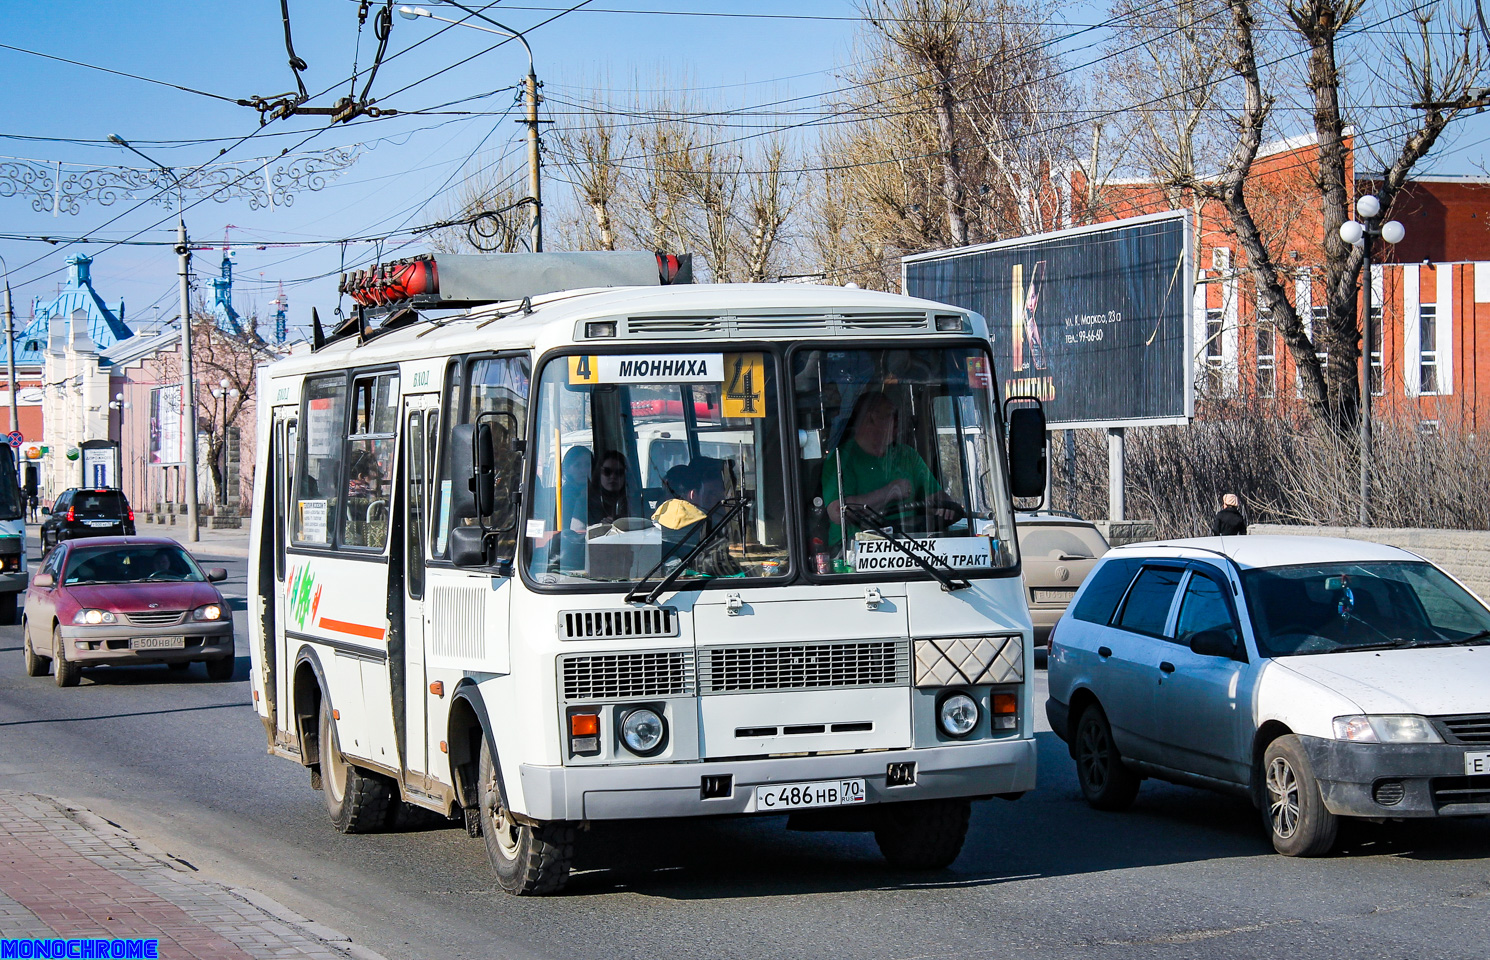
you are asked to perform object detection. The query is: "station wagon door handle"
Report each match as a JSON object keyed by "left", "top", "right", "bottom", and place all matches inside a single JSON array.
[
  {"left": 1159, "top": 661, "right": 1176, "bottom": 674},
  {"left": 1097, "top": 646, "right": 1112, "bottom": 658}
]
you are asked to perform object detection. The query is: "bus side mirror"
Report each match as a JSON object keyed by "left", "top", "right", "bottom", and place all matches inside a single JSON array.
[
  {"left": 1006, "top": 401, "right": 1047, "bottom": 499},
  {"left": 449, "top": 525, "right": 489, "bottom": 567},
  {"left": 449, "top": 424, "right": 496, "bottom": 522}
]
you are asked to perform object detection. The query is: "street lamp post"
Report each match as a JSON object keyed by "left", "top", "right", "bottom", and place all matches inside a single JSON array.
[
  {"left": 399, "top": 4, "right": 542, "bottom": 251},
  {"left": 210, "top": 378, "right": 239, "bottom": 508},
  {"left": 1340, "top": 196, "right": 1406, "bottom": 527},
  {"left": 108, "top": 134, "right": 199, "bottom": 541}
]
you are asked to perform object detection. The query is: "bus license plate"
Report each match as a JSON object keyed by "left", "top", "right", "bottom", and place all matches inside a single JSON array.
[
  {"left": 755, "top": 779, "right": 865, "bottom": 811},
  {"left": 1466, "top": 751, "right": 1490, "bottom": 775},
  {"left": 132, "top": 637, "right": 185, "bottom": 650}
]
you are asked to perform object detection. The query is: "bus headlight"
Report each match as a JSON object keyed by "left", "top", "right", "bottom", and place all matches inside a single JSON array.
[
  {"left": 938, "top": 693, "right": 979, "bottom": 738},
  {"left": 619, "top": 708, "right": 667, "bottom": 756}
]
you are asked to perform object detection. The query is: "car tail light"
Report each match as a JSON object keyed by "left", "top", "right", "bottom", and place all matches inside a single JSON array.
[
  {"left": 128, "top": 508, "right": 135, "bottom": 522},
  {"left": 66, "top": 505, "right": 75, "bottom": 521}
]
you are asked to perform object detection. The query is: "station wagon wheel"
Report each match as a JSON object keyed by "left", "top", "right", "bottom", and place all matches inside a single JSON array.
[
  {"left": 317, "top": 699, "right": 392, "bottom": 834},
  {"left": 22, "top": 620, "right": 49, "bottom": 677},
  {"left": 1074, "top": 704, "right": 1139, "bottom": 811},
  {"left": 52, "top": 626, "right": 81, "bottom": 687},
  {"left": 1262, "top": 735, "right": 1337, "bottom": 857},
  {"left": 478, "top": 736, "right": 573, "bottom": 895}
]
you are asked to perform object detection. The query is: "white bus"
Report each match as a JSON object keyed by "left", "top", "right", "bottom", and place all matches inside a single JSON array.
[{"left": 247, "top": 252, "right": 1047, "bottom": 895}]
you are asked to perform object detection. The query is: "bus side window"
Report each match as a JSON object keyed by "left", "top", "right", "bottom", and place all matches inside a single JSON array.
[
  {"left": 294, "top": 377, "right": 346, "bottom": 546},
  {"left": 406, "top": 411, "right": 426, "bottom": 598},
  {"left": 342, "top": 371, "right": 400, "bottom": 550}
]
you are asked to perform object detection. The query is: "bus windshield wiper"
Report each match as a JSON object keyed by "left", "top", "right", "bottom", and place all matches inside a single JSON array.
[
  {"left": 843, "top": 503, "right": 970, "bottom": 591},
  {"left": 625, "top": 496, "right": 750, "bottom": 605}
]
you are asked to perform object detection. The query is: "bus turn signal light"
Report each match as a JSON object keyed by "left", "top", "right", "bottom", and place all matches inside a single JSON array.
[
  {"left": 429, "top": 681, "right": 444, "bottom": 697},
  {"left": 570, "top": 713, "right": 599, "bottom": 737},
  {"left": 992, "top": 693, "right": 1017, "bottom": 714}
]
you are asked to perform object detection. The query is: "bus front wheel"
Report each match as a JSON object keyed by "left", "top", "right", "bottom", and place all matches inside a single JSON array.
[
  {"left": 478, "top": 737, "right": 574, "bottom": 895},
  {"left": 873, "top": 798, "right": 971, "bottom": 870}
]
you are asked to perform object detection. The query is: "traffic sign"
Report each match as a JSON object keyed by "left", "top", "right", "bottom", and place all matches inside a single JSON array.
[{"left": 6, "top": 432, "right": 21, "bottom": 448}]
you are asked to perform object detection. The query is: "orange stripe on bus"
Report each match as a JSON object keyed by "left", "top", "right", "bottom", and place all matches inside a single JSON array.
[{"left": 319, "top": 617, "right": 386, "bottom": 641}]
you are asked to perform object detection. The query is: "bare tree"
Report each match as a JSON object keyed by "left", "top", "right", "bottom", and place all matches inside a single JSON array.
[
  {"left": 1203, "top": 0, "right": 1488, "bottom": 430},
  {"left": 554, "top": 96, "right": 629, "bottom": 251},
  {"left": 427, "top": 155, "right": 529, "bottom": 254}
]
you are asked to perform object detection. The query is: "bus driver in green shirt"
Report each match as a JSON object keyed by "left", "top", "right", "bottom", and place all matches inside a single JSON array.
[{"left": 822, "top": 391, "right": 962, "bottom": 548}]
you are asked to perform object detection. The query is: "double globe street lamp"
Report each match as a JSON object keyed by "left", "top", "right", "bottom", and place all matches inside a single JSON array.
[{"left": 1339, "top": 195, "right": 1406, "bottom": 526}]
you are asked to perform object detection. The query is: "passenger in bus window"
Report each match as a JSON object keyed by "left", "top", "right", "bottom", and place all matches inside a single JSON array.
[
  {"left": 822, "top": 391, "right": 962, "bottom": 547},
  {"left": 348, "top": 450, "right": 384, "bottom": 499},
  {"left": 653, "top": 459, "right": 741, "bottom": 578},
  {"left": 559, "top": 446, "right": 593, "bottom": 535},
  {"left": 589, "top": 451, "right": 636, "bottom": 525}
]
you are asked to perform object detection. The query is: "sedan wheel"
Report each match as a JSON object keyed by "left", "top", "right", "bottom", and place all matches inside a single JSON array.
[
  {"left": 1262, "top": 735, "right": 1338, "bottom": 857},
  {"left": 22, "top": 620, "right": 49, "bottom": 677},
  {"left": 1074, "top": 704, "right": 1139, "bottom": 811},
  {"left": 53, "top": 626, "right": 80, "bottom": 687}
]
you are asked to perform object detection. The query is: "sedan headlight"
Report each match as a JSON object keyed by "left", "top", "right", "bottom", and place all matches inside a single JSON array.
[
  {"left": 72, "top": 609, "right": 118, "bottom": 625},
  {"left": 619, "top": 708, "right": 666, "bottom": 755},
  {"left": 938, "top": 692, "right": 980, "bottom": 738},
  {"left": 1333, "top": 715, "right": 1441, "bottom": 743},
  {"left": 192, "top": 604, "right": 224, "bottom": 622}
]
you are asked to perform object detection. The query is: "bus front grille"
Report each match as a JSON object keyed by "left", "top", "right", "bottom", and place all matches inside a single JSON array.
[
  {"left": 561, "top": 651, "right": 696, "bottom": 702},
  {"left": 697, "top": 640, "right": 909, "bottom": 694},
  {"left": 561, "top": 607, "right": 678, "bottom": 641}
]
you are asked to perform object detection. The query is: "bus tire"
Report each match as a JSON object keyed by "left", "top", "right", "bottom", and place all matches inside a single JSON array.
[
  {"left": 0, "top": 592, "right": 18, "bottom": 626},
  {"left": 53, "top": 627, "right": 81, "bottom": 688},
  {"left": 319, "top": 700, "right": 393, "bottom": 834},
  {"left": 479, "top": 736, "right": 573, "bottom": 895},
  {"left": 872, "top": 798, "right": 971, "bottom": 870}
]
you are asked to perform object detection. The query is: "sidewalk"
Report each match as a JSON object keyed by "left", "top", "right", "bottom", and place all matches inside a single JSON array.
[
  {"left": 0, "top": 791, "right": 384, "bottom": 960},
  {"left": 126, "top": 517, "right": 249, "bottom": 561}
]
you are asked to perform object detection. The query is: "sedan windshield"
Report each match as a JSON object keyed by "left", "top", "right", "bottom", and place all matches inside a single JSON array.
[
  {"left": 63, "top": 546, "right": 204, "bottom": 584},
  {"left": 1243, "top": 561, "right": 1490, "bottom": 656},
  {"left": 524, "top": 351, "right": 787, "bottom": 586},
  {"left": 792, "top": 346, "right": 1018, "bottom": 576}
]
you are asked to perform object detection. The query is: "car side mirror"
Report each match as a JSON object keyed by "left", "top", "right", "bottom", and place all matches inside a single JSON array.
[
  {"left": 206, "top": 568, "right": 228, "bottom": 582},
  {"left": 32, "top": 572, "right": 53, "bottom": 588},
  {"left": 1005, "top": 400, "right": 1047, "bottom": 500},
  {"left": 40, "top": 507, "right": 49, "bottom": 515},
  {"left": 1189, "top": 628, "right": 1239, "bottom": 659}
]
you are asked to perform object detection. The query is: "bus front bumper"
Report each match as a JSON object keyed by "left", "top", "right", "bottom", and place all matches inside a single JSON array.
[{"left": 518, "top": 737, "right": 1036, "bottom": 822}]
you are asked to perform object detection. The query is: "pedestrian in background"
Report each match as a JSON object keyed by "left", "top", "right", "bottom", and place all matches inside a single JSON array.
[{"left": 1212, "top": 493, "right": 1247, "bottom": 536}]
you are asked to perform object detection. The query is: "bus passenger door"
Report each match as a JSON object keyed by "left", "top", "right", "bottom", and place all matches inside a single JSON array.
[
  {"left": 401, "top": 398, "right": 438, "bottom": 784},
  {"left": 272, "top": 413, "right": 297, "bottom": 746}
]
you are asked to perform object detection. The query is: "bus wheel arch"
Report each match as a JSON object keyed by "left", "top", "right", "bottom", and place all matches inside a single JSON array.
[
  {"left": 446, "top": 690, "right": 487, "bottom": 823},
  {"left": 292, "top": 650, "right": 327, "bottom": 775}
]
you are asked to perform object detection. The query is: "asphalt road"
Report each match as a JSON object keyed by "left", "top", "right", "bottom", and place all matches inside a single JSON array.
[{"left": 3, "top": 536, "right": 1490, "bottom": 960}]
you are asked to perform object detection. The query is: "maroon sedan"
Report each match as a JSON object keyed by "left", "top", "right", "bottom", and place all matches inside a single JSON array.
[{"left": 22, "top": 537, "right": 234, "bottom": 687}]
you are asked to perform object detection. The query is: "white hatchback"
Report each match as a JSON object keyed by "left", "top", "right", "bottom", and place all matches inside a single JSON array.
[{"left": 1045, "top": 536, "right": 1490, "bottom": 856}]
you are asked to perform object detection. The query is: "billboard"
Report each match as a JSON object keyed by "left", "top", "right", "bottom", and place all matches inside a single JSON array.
[
  {"left": 150, "top": 385, "right": 185, "bottom": 465},
  {"left": 903, "top": 210, "right": 1194, "bottom": 428}
]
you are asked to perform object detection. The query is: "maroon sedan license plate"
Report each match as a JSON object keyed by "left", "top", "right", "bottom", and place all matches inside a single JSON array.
[{"left": 131, "top": 637, "right": 185, "bottom": 650}]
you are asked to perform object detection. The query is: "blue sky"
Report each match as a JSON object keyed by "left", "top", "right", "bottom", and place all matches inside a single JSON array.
[{"left": 1, "top": 0, "right": 1485, "bottom": 338}]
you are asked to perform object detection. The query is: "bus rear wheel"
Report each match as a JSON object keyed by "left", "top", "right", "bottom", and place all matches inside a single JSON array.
[
  {"left": 479, "top": 737, "right": 573, "bottom": 895},
  {"left": 319, "top": 700, "right": 393, "bottom": 833},
  {"left": 873, "top": 798, "right": 971, "bottom": 870}
]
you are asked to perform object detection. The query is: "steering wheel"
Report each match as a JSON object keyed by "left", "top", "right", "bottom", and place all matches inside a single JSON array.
[{"left": 145, "top": 570, "right": 175, "bottom": 581}]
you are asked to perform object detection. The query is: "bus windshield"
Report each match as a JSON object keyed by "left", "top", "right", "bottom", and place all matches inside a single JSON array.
[
  {"left": 793, "top": 346, "right": 1018, "bottom": 576},
  {"left": 525, "top": 351, "right": 789, "bottom": 586}
]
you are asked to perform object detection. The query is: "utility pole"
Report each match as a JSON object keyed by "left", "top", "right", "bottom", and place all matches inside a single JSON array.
[
  {"left": 3, "top": 279, "right": 15, "bottom": 434},
  {"left": 525, "top": 67, "right": 542, "bottom": 253},
  {"left": 177, "top": 217, "right": 199, "bottom": 542}
]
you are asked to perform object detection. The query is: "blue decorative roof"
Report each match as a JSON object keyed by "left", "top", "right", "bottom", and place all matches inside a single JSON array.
[{"left": 16, "top": 255, "right": 133, "bottom": 364}]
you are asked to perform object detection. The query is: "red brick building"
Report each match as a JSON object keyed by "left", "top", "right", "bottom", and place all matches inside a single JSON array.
[{"left": 1089, "top": 135, "right": 1490, "bottom": 432}]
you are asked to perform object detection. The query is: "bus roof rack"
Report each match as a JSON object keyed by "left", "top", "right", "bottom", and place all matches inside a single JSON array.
[{"left": 339, "top": 251, "right": 692, "bottom": 312}]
